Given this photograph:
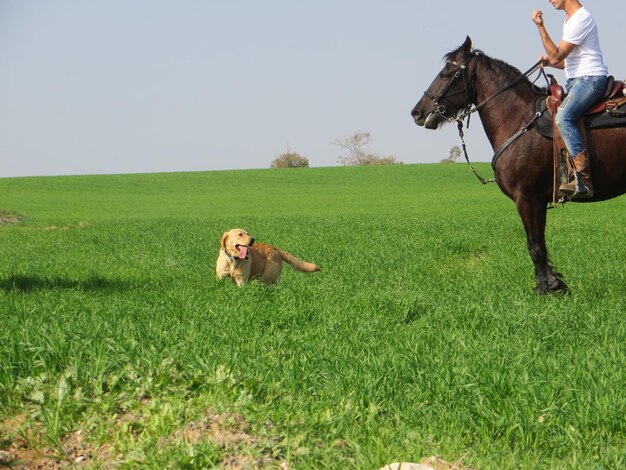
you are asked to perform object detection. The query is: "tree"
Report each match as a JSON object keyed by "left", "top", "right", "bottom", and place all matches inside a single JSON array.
[
  {"left": 271, "top": 150, "right": 310, "bottom": 168},
  {"left": 441, "top": 145, "right": 462, "bottom": 163},
  {"left": 333, "top": 131, "right": 402, "bottom": 166}
]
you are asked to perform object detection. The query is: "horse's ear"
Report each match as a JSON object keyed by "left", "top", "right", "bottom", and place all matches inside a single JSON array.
[{"left": 462, "top": 36, "right": 472, "bottom": 53}]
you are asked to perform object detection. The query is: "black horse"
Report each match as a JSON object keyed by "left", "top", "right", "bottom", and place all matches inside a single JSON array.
[{"left": 411, "top": 37, "right": 626, "bottom": 294}]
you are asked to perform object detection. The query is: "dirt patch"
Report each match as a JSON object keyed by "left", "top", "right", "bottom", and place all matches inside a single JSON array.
[
  {"left": 177, "top": 412, "right": 255, "bottom": 447},
  {"left": 160, "top": 411, "right": 284, "bottom": 469},
  {"left": 0, "top": 415, "right": 56, "bottom": 468},
  {"left": 1, "top": 408, "right": 284, "bottom": 469},
  {"left": 0, "top": 210, "right": 23, "bottom": 225},
  {"left": 44, "top": 221, "right": 91, "bottom": 231},
  {"left": 0, "top": 417, "right": 105, "bottom": 469}
]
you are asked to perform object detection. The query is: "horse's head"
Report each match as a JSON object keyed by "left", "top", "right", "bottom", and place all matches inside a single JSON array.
[{"left": 411, "top": 36, "right": 477, "bottom": 129}]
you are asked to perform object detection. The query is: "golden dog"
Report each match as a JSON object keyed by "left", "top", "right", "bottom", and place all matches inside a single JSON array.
[{"left": 216, "top": 228, "right": 320, "bottom": 286}]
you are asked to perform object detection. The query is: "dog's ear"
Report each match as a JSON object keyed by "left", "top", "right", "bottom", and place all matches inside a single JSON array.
[{"left": 220, "top": 232, "right": 229, "bottom": 250}]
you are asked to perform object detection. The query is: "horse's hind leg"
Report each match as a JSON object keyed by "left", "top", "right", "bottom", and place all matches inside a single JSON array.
[{"left": 516, "top": 197, "right": 569, "bottom": 294}]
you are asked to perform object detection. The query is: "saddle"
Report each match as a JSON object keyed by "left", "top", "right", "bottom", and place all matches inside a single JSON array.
[{"left": 536, "top": 75, "right": 626, "bottom": 140}]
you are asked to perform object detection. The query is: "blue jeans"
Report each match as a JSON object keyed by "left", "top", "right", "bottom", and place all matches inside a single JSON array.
[{"left": 556, "top": 75, "right": 608, "bottom": 157}]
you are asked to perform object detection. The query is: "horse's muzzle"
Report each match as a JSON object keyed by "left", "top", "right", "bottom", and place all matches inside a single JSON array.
[
  {"left": 411, "top": 107, "right": 426, "bottom": 127},
  {"left": 412, "top": 109, "right": 440, "bottom": 129}
]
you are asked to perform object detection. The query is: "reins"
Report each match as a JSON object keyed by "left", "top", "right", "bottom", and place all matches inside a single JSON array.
[
  {"left": 457, "top": 59, "right": 544, "bottom": 120},
  {"left": 455, "top": 120, "right": 496, "bottom": 184},
  {"left": 433, "top": 56, "right": 549, "bottom": 185}
]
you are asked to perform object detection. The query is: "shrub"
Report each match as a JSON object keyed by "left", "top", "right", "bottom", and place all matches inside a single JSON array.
[
  {"left": 440, "top": 145, "right": 461, "bottom": 163},
  {"left": 271, "top": 151, "right": 310, "bottom": 168},
  {"left": 334, "top": 131, "right": 402, "bottom": 166},
  {"left": 351, "top": 154, "right": 403, "bottom": 166}
]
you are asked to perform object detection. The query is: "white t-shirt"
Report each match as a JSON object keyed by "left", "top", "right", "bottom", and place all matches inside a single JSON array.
[{"left": 562, "top": 7, "right": 608, "bottom": 79}]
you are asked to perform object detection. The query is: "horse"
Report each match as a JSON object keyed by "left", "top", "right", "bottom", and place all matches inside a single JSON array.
[{"left": 411, "top": 37, "right": 626, "bottom": 294}]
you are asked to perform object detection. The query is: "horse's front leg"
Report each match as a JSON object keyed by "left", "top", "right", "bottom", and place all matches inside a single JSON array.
[{"left": 515, "top": 197, "right": 568, "bottom": 294}]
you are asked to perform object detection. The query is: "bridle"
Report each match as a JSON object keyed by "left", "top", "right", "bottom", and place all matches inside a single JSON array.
[
  {"left": 424, "top": 52, "right": 480, "bottom": 123},
  {"left": 423, "top": 53, "right": 547, "bottom": 184},
  {"left": 426, "top": 52, "right": 544, "bottom": 122}
]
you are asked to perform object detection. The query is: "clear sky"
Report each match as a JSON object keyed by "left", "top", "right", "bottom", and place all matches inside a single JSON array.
[{"left": 1, "top": 1, "right": 623, "bottom": 177}]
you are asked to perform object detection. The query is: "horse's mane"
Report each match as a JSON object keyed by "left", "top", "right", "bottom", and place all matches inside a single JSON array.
[{"left": 444, "top": 45, "right": 536, "bottom": 90}]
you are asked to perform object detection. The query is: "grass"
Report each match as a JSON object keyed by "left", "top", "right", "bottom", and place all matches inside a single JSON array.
[{"left": 1, "top": 163, "right": 625, "bottom": 469}]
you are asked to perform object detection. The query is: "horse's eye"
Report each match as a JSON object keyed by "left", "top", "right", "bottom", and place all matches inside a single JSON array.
[{"left": 440, "top": 73, "right": 450, "bottom": 79}]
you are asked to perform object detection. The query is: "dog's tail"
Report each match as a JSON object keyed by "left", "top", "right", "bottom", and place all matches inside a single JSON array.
[{"left": 279, "top": 250, "right": 320, "bottom": 273}]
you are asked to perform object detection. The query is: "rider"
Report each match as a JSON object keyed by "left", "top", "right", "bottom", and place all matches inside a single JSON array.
[{"left": 531, "top": 0, "right": 608, "bottom": 199}]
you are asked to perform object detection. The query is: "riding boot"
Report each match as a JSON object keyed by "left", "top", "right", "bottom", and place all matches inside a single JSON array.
[{"left": 559, "top": 150, "right": 594, "bottom": 199}]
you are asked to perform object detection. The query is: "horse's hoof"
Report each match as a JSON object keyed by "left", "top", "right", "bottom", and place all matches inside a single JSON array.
[
  {"left": 550, "top": 283, "right": 569, "bottom": 295},
  {"left": 536, "top": 275, "right": 569, "bottom": 295},
  {"left": 536, "top": 285, "right": 569, "bottom": 295}
]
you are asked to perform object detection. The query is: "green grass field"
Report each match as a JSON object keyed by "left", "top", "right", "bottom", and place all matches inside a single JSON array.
[{"left": 1, "top": 164, "right": 625, "bottom": 469}]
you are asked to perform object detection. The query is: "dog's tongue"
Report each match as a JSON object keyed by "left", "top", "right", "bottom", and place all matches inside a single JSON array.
[{"left": 238, "top": 245, "right": 248, "bottom": 259}]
